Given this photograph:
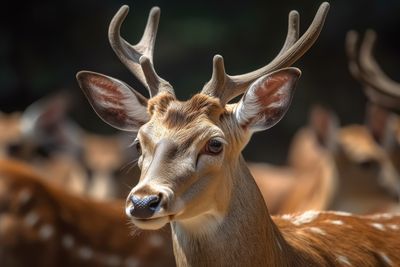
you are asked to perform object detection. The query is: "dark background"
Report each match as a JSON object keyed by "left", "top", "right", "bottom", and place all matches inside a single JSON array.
[{"left": 1, "top": 0, "right": 400, "bottom": 164}]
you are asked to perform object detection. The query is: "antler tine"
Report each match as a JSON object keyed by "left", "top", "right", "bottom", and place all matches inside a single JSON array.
[
  {"left": 359, "top": 30, "right": 400, "bottom": 97},
  {"left": 108, "top": 5, "right": 174, "bottom": 98},
  {"left": 277, "top": 10, "right": 300, "bottom": 57},
  {"left": 346, "top": 30, "right": 400, "bottom": 112},
  {"left": 201, "top": 2, "right": 329, "bottom": 105},
  {"left": 345, "top": 30, "right": 362, "bottom": 80},
  {"left": 202, "top": 11, "right": 300, "bottom": 102}
]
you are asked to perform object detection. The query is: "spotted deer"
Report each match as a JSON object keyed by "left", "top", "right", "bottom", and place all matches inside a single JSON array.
[
  {"left": 347, "top": 30, "right": 400, "bottom": 182},
  {"left": 0, "top": 95, "right": 138, "bottom": 199},
  {"left": 0, "top": 158, "right": 175, "bottom": 267},
  {"left": 311, "top": 107, "right": 400, "bottom": 213},
  {"left": 247, "top": 106, "right": 338, "bottom": 214},
  {"left": 250, "top": 105, "right": 400, "bottom": 214},
  {"left": 78, "top": 2, "right": 400, "bottom": 266}
]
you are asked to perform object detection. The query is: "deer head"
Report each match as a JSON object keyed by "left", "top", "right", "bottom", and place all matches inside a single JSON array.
[
  {"left": 305, "top": 106, "right": 400, "bottom": 212},
  {"left": 77, "top": 3, "right": 329, "bottom": 233},
  {"left": 346, "top": 30, "right": 400, "bottom": 196}
]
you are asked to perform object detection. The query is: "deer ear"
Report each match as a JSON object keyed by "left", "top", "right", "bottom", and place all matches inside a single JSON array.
[
  {"left": 76, "top": 71, "right": 149, "bottom": 132},
  {"left": 366, "top": 104, "right": 397, "bottom": 149},
  {"left": 234, "top": 68, "right": 301, "bottom": 132},
  {"left": 309, "top": 105, "right": 339, "bottom": 149},
  {"left": 21, "top": 93, "right": 70, "bottom": 136}
]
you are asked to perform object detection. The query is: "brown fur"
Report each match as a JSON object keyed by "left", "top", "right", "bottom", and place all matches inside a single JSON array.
[{"left": 128, "top": 94, "right": 400, "bottom": 266}]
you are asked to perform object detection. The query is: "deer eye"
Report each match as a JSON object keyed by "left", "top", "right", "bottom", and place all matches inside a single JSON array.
[
  {"left": 204, "top": 139, "right": 223, "bottom": 155},
  {"left": 359, "top": 159, "right": 378, "bottom": 170},
  {"left": 136, "top": 142, "right": 142, "bottom": 155}
]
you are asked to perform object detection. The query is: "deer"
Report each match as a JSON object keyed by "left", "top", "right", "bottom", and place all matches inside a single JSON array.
[
  {"left": 0, "top": 157, "right": 175, "bottom": 267},
  {"left": 74, "top": 2, "right": 400, "bottom": 265},
  {"left": 347, "top": 30, "right": 400, "bottom": 180},
  {"left": 247, "top": 30, "right": 400, "bottom": 215},
  {"left": 247, "top": 106, "right": 337, "bottom": 214},
  {"left": 0, "top": 94, "right": 138, "bottom": 199},
  {"left": 312, "top": 107, "right": 400, "bottom": 213},
  {"left": 77, "top": 2, "right": 400, "bottom": 265},
  {"left": 248, "top": 104, "right": 400, "bottom": 214}
]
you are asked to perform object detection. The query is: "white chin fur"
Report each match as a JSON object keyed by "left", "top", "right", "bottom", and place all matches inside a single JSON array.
[{"left": 131, "top": 216, "right": 169, "bottom": 230}]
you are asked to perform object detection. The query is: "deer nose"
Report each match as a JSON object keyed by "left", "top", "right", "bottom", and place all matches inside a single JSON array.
[{"left": 129, "top": 194, "right": 162, "bottom": 219}]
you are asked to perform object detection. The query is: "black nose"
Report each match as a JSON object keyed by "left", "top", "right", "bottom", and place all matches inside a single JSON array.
[{"left": 129, "top": 194, "right": 162, "bottom": 219}]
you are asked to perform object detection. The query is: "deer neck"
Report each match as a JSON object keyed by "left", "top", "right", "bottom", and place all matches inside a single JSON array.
[{"left": 170, "top": 155, "right": 292, "bottom": 267}]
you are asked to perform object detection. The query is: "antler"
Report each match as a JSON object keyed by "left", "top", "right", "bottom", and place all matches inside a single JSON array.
[
  {"left": 108, "top": 5, "right": 174, "bottom": 98},
  {"left": 346, "top": 30, "right": 400, "bottom": 113},
  {"left": 201, "top": 2, "right": 330, "bottom": 105}
]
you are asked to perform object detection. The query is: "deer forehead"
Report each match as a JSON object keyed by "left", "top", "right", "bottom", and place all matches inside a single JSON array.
[
  {"left": 148, "top": 94, "right": 225, "bottom": 128},
  {"left": 339, "top": 126, "right": 384, "bottom": 160}
]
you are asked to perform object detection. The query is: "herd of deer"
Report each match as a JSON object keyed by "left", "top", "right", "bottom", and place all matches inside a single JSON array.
[{"left": 1, "top": 2, "right": 400, "bottom": 266}]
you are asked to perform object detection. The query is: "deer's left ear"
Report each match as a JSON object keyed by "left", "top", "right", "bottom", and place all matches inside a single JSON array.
[{"left": 234, "top": 68, "right": 301, "bottom": 132}]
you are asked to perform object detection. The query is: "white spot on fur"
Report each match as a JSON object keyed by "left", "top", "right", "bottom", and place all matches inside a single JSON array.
[
  {"left": 38, "top": 224, "right": 54, "bottom": 240},
  {"left": 24, "top": 212, "right": 39, "bottom": 227},
  {"left": 370, "top": 223, "right": 385, "bottom": 231},
  {"left": 105, "top": 254, "right": 122, "bottom": 266},
  {"left": 124, "top": 257, "right": 139, "bottom": 267},
  {"left": 379, "top": 252, "right": 393, "bottom": 266},
  {"left": 62, "top": 234, "right": 74, "bottom": 249},
  {"left": 370, "top": 213, "right": 394, "bottom": 220},
  {"left": 292, "top": 211, "right": 320, "bottom": 225},
  {"left": 336, "top": 255, "right": 351, "bottom": 265},
  {"left": 307, "top": 227, "right": 326, "bottom": 235},
  {"left": 78, "top": 246, "right": 93, "bottom": 260},
  {"left": 327, "top": 220, "right": 343, "bottom": 225},
  {"left": 281, "top": 214, "right": 293, "bottom": 221},
  {"left": 331, "top": 211, "right": 352, "bottom": 217},
  {"left": 148, "top": 235, "right": 164, "bottom": 248},
  {"left": 387, "top": 224, "right": 399, "bottom": 230}
]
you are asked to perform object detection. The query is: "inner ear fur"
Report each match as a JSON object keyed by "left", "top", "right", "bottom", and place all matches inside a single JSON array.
[
  {"left": 309, "top": 105, "right": 339, "bottom": 149},
  {"left": 76, "top": 71, "right": 149, "bottom": 132},
  {"left": 234, "top": 67, "right": 301, "bottom": 132}
]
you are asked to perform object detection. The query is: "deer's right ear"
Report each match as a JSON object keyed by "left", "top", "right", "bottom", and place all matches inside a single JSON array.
[
  {"left": 366, "top": 104, "right": 397, "bottom": 149},
  {"left": 76, "top": 71, "right": 149, "bottom": 132},
  {"left": 234, "top": 68, "right": 301, "bottom": 132},
  {"left": 309, "top": 105, "right": 339, "bottom": 149}
]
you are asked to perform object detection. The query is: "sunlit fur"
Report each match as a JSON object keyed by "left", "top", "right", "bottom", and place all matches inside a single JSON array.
[
  {"left": 125, "top": 90, "right": 400, "bottom": 266},
  {"left": 128, "top": 93, "right": 242, "bottom": 233}
]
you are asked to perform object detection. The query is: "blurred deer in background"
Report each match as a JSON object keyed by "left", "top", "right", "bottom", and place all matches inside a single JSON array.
[
  {"left": 0, "top": 158, "right": 175, "bottom": 267},
  {"left": 78, "top": 3, "right": 400, "bottom": 266},
  {"left": 347, "top": 30, "right": 400, "bottom": 180},
  {"left": 315, "top": 107, "right": 400, "bottom": 213},
  {"left": 250, "top": 105, "right": 400, "bottom": 214},
  {"left": 0, "top": 95, "right": 138, "bottom": 199},
  {"left": 0, "top": 95, "right": 87, "bottom": 195},
  {"left": 248, "top": 107, "right": 337, "bottom": 214},
  {"left": 249, "top": 30, "right": 400, "bottom": 215}
]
